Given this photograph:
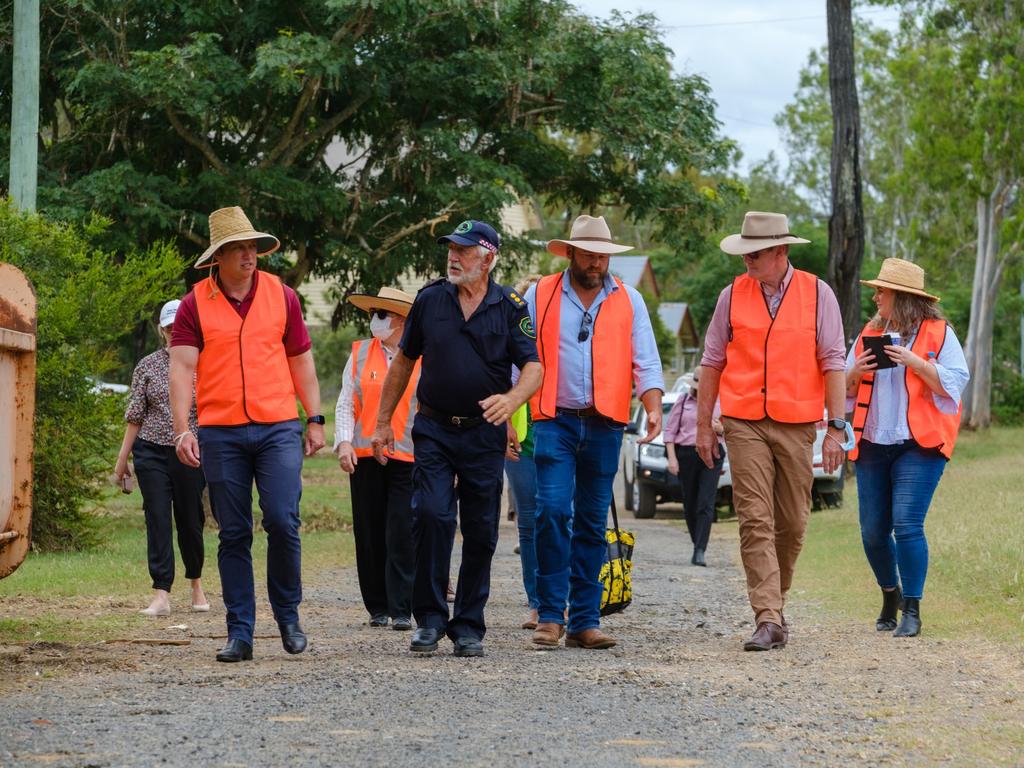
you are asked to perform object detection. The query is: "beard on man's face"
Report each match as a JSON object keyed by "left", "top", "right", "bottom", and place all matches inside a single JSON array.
[{"left": 569, "top": 257, "right": 606, "bottom": 290}]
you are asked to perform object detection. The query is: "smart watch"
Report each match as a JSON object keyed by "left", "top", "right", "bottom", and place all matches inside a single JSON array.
[
  {"left": 306, "top": 415, "right": 326, "bottom": 425},
  {"left": 827, "top": 418, "right": 847, "bottom": 431}
]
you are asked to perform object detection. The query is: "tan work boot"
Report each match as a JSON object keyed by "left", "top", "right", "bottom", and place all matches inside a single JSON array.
[
  {"left": 565, "top": 627, "right": 617, "bottom": 649},
  {"left": 531, "top": 622, "right": 564, "bottom": 647}
]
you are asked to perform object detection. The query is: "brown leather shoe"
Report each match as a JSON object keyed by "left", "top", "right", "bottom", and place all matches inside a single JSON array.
[
  {"left": 743, "top": 622, "right": 786, "bottom": 651},
  {"left": 532, "top": 622, "right": 564, "bottom": 647},
  {"left": 565, "top": 628, "right": 617, "bottom": 649},
  {"left": 521, "top": 609, "right": 539, "bottom": 630}
]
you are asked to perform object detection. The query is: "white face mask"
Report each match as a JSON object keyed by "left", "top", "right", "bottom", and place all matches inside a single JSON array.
[{"left": 370, "top": 314, "right": 392, "bottom": 340}]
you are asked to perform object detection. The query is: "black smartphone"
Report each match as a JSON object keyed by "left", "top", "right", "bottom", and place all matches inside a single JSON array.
[{"left": 863, "top": 334, "right": 898, "bottom": 370}]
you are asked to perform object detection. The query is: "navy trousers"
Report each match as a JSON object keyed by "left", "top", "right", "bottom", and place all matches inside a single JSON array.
[
  {"left": 199, "top": 420, "right": 304, "bottom": 644},
  {"left": 410, "top": 413, "right": 506, "bottom": 641}
]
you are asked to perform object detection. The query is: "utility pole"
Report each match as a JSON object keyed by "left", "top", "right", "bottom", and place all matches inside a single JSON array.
[{"left": 9, "top": 0, "right": 40, "bottom": 212}]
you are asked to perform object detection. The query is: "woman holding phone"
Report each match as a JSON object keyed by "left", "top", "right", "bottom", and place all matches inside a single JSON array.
[{"left": 844, "top": 259, "right": 969, "bottom": 637}]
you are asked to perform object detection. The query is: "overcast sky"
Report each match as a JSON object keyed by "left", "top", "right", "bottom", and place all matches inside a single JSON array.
[{"left": 574, "top": 1, "right": 900, "bottom": 174}]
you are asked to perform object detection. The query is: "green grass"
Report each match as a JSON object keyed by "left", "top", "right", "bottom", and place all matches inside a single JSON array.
[
  {"left": 795, "top": 426, "right": 1024, "bottom": 645},
  {"left": 0, "top": 432, "right": 355, "bottom": 645}
]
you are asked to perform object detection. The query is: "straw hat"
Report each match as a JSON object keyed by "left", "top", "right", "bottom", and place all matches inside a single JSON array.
[
  {"left": 347, "top": 286, "right": 416, "bottom": 317},
  {"left": 547, "top": 215, "right": 634, "bottom": 257},
  {"left": 719, "top": 211, "right": 810, "bottom": 256},
  {"left": 194, "top": 206, "right": 280, "bottom": 268},
  {"left": 860, "top": 258, "right": 939, "bottom": 301}
]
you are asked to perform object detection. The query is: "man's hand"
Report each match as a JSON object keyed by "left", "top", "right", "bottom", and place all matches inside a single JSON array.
[
  {"left": 505, "top": 422, "right": 521, "bottom": 461},
  {"left": 304, "top": 423, "right": 325, "bottom": 456},
  {"left": 695, "top": 423, "right": 720, "bottom": 469},
  {"left": 337, "top": 441, "right": 358, "bottom": 474},
  {"left": 480, "top": 392, "right": 517, "bottom": 426},
  {"left": 822, "top": 427, "right": 846, "bottom": 475},
  {"left": 637, "top": 407, "right": 663, "bottom": 445},
  {"left": 371, "top": 422, "right": 394, "bottom": 465},
  {"left": 176, "top": 433, "right": 201, "bottom": 468}
]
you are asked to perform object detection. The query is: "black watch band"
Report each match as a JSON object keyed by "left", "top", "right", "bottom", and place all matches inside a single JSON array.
[
  {"left": 827, "top": 418, "right": 847, "bottom": 430},
  {"left": 306, "top": 415, "right": 326, "bottom": 425}
]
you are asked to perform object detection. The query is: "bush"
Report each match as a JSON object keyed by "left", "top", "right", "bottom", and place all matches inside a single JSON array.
[
  {"left": 310, "top": 323, "right": 361, "bottom": 403},
  {"left": 0, "top": 201, "right": 186, "bottom": 550}
]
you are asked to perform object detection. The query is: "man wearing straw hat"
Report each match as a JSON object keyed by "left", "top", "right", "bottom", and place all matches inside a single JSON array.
[
  {"left": 695, "top": 211, "right": 847, "bottom": 652},
  {"left": 526, "top": 214, "right": 664, "bottom": 650},
  {"left": 371, "top": 219, "right": 542, "bottom": 658},
  {"left": 334, "top": 287, "right": 419, "bottom": 632},
  {"left": 170, "top": 206, "right": 325, "bottom": 663}
]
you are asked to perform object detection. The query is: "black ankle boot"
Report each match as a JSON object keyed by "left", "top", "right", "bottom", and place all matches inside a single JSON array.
[
  {"left": 876, "top": 586, "right": 902, "bottom": 631},
  {"left": 893, "top": 597, "right": 921, "bottom": 637}
]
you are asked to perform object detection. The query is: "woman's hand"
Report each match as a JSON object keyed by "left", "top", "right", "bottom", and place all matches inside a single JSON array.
[
  {"left": 847, "top": 348, "right": 878, "bottom": 390},
  {"left": 884, "top": 344, "right": 926, "bottom": 371},
  {"left": 336, "top": 441, "right": 357, "bottom": 474},
  {"left": 114, "top": 455, "right": 130, "bottom": 482},
  {"left": 666, "top": 448, "right": 679, "bottom": 476}
]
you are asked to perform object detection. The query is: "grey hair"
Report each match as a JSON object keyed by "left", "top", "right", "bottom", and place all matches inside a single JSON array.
[{"left": 481, "top": 245, "right": 498, "bottom": 273}]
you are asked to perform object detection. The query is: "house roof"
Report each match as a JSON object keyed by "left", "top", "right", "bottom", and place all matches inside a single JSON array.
[{"left": 658, "top": 301, "right": 700, "bottom": 347}]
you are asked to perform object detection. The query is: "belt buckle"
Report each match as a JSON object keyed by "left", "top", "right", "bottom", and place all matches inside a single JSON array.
[{"left": 451, "top": 416, "right": 462, "bottom": 427}]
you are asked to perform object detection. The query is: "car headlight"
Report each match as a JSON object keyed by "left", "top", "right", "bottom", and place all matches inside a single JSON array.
[{"left": 639, "top": 444, "right": 666, "bottom": 459}]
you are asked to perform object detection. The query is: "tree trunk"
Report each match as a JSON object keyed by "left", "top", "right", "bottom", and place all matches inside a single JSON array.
[{"left": 826, "top": 0, "right": 865, "bottom": 345}]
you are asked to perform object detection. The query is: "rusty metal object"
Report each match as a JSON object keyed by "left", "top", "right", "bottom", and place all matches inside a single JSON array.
[{"left": 0, "top": 263, "right": 37, "bottom": 579}]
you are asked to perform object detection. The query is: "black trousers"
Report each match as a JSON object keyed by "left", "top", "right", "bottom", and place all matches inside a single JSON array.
[
  {"left": 349, "top": 457, "right": 416, "bottom": 619},
  {"left": 132, "top": 437, "right": 206, "bottom": 591},
  {"left": 673, "top": 443, "right": 724, "bottom": 551}
]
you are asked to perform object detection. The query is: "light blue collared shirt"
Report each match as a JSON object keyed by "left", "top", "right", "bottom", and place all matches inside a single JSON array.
[
  {"left": 524, "top": 270, "right": 664, "bottom": 409},
  {"left": 845, "top": 324, "right": 970, "bottom": 445}
]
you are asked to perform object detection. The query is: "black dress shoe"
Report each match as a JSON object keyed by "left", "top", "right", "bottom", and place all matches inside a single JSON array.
[
  {"left": 692, "top": 548, "right": 707, "bottom": 567},
  {"left": 392, "top": 616, "right": 413, "bottom": 631},
  {"left": 876, "top": 586, "right": 902, "bottom": 631},
  {"left": 410, "top": 627, "right": 443, "bottom": 653},
  {"left": 453, "top": 637, "right": 484, "bottom": 657},
  {"left": 369, "top": 613, "right": 389, "bottom": 627},
  {"left": 893, "top": 597, "right": 921, "bottom": 637},
  {"left": 216, "top": 638, "right": 253, "bottom": 663},
  {"left": 279, "top": 622, "right": 308, "bottom": 654}
]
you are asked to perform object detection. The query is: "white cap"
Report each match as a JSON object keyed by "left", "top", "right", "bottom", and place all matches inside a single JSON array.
[{"left": 159, "top": 300, "right": 181, "bottom": 328}]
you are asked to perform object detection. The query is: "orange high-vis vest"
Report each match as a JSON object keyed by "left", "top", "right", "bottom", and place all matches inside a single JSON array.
[
  {"left": 530, "top": 272, "right": 634, "bottom": 424},
  {"left": 720, "top": 269, "right": 824, "bottom": 423},
  {"left": 849, "top": 318, "right": 960, "bottom": 460},
  {"left": 350, "top": 338, "right": 421, "bottom": 463},
  {"left": 193, "top": 271, "right": 298, "bottom": 426}
]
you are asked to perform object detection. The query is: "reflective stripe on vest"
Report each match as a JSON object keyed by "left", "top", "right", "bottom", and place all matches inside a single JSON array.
[
  {"left": 350, "top": 337, "right": 420, "bottom": 462},
  {"left": 849, "top": 318, "right": 959, "bottom": 460},
  {"left": 529, "top": 272, "right": 634, "bottom": 424},
  {"left": 720, "top": 269, "right": 824, "bottom": 423},
  {"left": 193, "top": 271, "right": 298, "bottom": 426}
]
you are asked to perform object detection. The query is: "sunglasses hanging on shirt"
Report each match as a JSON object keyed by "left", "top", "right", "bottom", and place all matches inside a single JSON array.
[{"left": 578, "top": 311, "right": 593, "bottom": 343}]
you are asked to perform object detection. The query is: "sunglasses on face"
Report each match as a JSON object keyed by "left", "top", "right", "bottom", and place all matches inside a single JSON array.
[
  {"left": 578, "top": 311, "right": 593, "bottom": 343},
  {"left": 370, "top": 309, "right": 390, "bottom": 320}
]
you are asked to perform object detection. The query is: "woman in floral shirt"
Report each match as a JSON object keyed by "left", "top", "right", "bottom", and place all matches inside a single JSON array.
[{"left": 114, "top": 300, "right": 208, "bottom": 616}]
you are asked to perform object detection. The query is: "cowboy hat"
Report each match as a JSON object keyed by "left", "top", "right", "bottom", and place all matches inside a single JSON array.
[
  {"left": 861, "top": 257, "right": 940, "bottom": 301},
  {"left": 347, "top": 286, "right": 416, "bottom": 317},
  {"left": 719, "top": 211, "right": 810, "bottom": 256},
  {"left": 194, "top": 206, "right": 280, "bottom": 268},
  {"left": 547, "top": 215, "right": 634, "bottom": 257}
]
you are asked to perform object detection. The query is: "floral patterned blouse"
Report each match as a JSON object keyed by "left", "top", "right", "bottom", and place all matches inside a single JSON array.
[{"left": 124, "top": 348, "right": 198, "bottom": 446}]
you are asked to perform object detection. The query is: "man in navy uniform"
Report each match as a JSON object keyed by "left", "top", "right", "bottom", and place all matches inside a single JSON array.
[{"left": 372, "top": 219, "right": 542, "bottom": 657}]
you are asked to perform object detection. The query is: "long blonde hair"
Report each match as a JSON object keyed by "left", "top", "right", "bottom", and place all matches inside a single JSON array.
[{"left": 868, "top": 291, "right": 946, "bottom": 336}]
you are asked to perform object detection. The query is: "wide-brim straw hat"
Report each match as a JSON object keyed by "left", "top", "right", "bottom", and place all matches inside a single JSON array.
[
  {"left": 719, "top": 211, "right": 810, "bottom": 256},
  {"left": 547, "top": 215, "right": 634, "bottom": 257},
  {"left": 861, "top": 257, "right": 940, "bottom": 301},
  {"left": 194, "top": 206, "right": 280, "bottom": 268},
  {"left": 347, "top": 286, "right": 416, "bottom": 317}
]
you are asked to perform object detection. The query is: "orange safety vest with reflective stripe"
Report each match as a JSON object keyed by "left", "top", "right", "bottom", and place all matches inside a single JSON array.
[
  {"left": 720, "top": 269, "right": 824, "bottom": 423},
  {"left": 350, "top": 338, "right": 420, "bottom": 462},
  {"left": 193, "top": 271, "right": 298, "bottom": 426},
  {"left": 849, "top": 318, "right": 960, "bottom": 460},
  {"left": 530, "top": 272, "right": 634, "bottom": 424}
]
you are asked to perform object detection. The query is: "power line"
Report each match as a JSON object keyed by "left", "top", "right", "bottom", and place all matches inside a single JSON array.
[
  {"left": 663, "top": 9, "right": 898, "bottom": 30},
  {"left": 720, "top": 114, "right": 776, "bottom": 128}
]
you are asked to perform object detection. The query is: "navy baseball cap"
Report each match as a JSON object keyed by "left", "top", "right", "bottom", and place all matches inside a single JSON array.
[{"left": 437, "top": 219, "right": 501, "bottom": 254}]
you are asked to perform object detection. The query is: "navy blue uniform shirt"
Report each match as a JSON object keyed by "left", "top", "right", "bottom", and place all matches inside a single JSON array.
[{"left": 400, "top": 277, "right": 539, "bottom": 417}]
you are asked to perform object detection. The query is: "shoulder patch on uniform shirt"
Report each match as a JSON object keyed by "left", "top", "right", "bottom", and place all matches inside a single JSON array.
[
  {"left": 518, "top": 316, "right": 536, "bottom": 339},
  {"left": 503, "top": 286, "right": 526, "bottom": 307}
]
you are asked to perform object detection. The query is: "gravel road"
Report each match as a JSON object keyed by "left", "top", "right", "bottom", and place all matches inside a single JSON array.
[{"left": 2, "top": 507, "right": 1021, "bottom": 767}]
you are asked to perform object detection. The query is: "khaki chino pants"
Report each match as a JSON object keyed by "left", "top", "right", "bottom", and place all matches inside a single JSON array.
[{"left": 723, "top": 416, "right": 816, "bottom": 627}]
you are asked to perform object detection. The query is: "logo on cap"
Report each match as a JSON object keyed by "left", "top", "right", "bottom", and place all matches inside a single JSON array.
[{"left": 455, "top": 220, "right": 473, "bottom": 234}]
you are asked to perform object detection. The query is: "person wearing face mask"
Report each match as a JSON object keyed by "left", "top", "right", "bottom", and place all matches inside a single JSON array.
[{"left": 334, "top": 287, "right": 420, "bottom": 631}]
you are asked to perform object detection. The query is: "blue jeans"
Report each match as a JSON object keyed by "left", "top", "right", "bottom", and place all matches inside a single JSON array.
[
  {"left": 199, "top": 420, "right": 304, "bottom": 644},
  {"left": 534, "top": 414, "right": 624, "bottom": 633},
  {"left": 855, "top": 440, "right": 947, "bottom": 600},
  {"left": 505, "top": 453, "right": 538, "bottom": 610}
]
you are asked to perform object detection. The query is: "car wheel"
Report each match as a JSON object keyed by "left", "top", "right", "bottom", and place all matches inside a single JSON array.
[
  {"left": 635, "top": 482, "right": 657, "bottom": 519},
  {"left": 623, "top": 460, "right": 635, "bottom": 512}
]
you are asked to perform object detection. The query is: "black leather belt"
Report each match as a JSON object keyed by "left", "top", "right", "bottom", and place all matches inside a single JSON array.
[
  {"left": 556, "top": 406, "right": 599, "bottom": 418},
  {"left": 418, "top": 403, "right": 484, "bottom": 428}
]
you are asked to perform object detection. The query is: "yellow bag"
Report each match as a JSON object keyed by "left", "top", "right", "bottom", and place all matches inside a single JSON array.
[{"left": 599, "top": 497, "right": 634, "bottom": 616}]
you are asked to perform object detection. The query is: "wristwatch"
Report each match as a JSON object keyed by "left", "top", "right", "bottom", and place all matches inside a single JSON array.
[
  {"left": 827, "top": 418, "right": 847, "bottom": 431},
  {"left": 306, "top": 415, "right": 326, "bottom": 425}
]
